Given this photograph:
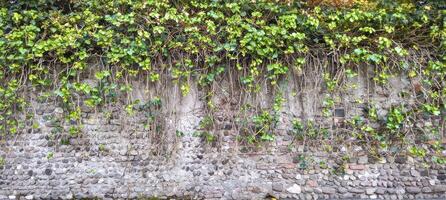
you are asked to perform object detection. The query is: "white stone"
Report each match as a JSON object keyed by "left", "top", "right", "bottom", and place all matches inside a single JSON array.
[
  {"left": 295, "top": 174, "right": 302, "bottom": 180},
  {"left": 8, "top": 196, "right": 16, "bottom": 200},
  {"left": 287, "top": 184, "right": 302, "bottom": 194},
  {"left": 429, "top": 180, "right": 436, "bottom": 186},
  {"left": 25, "top": 195, "right": 33, "bottom": 200},
  {"left": 407, "top": 156, "right": 415, "bottom": 164},
  {"left": 366, "top": 188, "right": 376, "bottom": 195},
  {"left": 354, "top": 146, "right": 363, "bottom": 152},
  {"left": 370, "top": 194, "right": 377, "bottom": 199},
  {"left": 54, "top": 107, "right": 63, "bottom": 114}
]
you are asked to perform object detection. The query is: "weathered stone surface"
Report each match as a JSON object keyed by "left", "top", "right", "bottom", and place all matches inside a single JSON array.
[
  {"left": 358, "top": 156, "right": 368, "bottom": 165},
  {"left": 406, "top": 187, "right": 421, "bottom": 194},
  {"left": 422, "top": 187, "right": 432, "bottom": 193},
  {"left": 433, "top": 185, "right": 446, "bottom": 193},
  {"left": 0, "top": 86, "right": 446, "bottom": 200},
  {"left": 366, "top": 188, "right": 376, "bottom": 195},
  {"left": 306, "top": 180, "right": 318, "bottom": 188},
  {"left": 334, "top": 108, "right": 345, "bottom": 117},
  {"left": 287, "top": 184, "right": 301, "bottom": 194},
  {"left": 411, "top": 169, "right": 420, "bottom": 177},
  {"left": 273, "top": 183, "right": 284, "bottom": 192},
  {"left": 395, "top": 156, "right": 408, "bottom": 164},
  {"left": 350, "top": 188, "right": 365, "bottom": 194},
  {"left": 376, "top": 188, "right": 386, "bottom": 195},
  {"left": 338, "top": 187, "right": 348, "bottom": 194},
  {"left": 321, "top": 187, "right": 336, "bottom": 194},
  {"left": 437, "top": 174, "right": 446, "bottom": 181},
  {"left": 295, "top": 174, "right": 302, "bottom": 180}
]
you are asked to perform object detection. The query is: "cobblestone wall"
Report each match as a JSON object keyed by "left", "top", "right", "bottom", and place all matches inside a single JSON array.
[
  {"left": 1, "top": 75, "right": 446, "bottom": 200},
  {"left": 1, "top": 126, "right": 446, "bottom": 200}
]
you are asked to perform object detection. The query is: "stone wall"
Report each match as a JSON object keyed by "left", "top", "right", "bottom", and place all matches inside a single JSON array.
[{"left": 1, "top": 72, "right": 446, "bottom": 200}]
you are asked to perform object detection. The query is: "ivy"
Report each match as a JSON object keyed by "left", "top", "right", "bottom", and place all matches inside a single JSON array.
[{"left": 0, "top": 0, "right": 445, "bottom": 162}]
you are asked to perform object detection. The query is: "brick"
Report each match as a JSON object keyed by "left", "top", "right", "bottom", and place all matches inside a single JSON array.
[{"left": 349, "top": 164, "right": 366, "bottom": 170}]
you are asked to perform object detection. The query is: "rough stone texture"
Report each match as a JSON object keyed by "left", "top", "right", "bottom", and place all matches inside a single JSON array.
[
  {"left": 287, "top": 184, "right": 302, "bottom": 194},
  {"left": 0, "top": 75, "right": 445, "bottom": 200}
]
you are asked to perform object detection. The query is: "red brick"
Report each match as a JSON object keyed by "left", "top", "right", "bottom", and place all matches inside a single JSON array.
[
  {"left": 349, "top": 164, "right": 365, "bottom": 170},
  {"left": 306, "top": 180, "right": 318, "bottom": 187}
]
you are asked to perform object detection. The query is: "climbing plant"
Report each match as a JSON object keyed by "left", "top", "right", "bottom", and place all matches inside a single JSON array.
[{"left": 0, "top": 0, "right": 445, "bottom": 160}]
